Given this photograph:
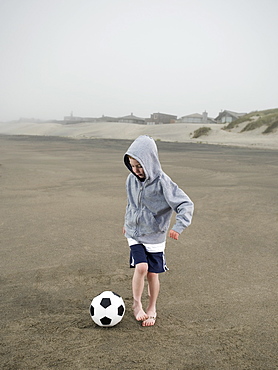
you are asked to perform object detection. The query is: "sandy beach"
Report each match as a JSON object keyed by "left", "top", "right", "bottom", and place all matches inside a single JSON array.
[
  {"left": 0, "top": 120, "right": 278, "bottom": 150},
  {"left": 1, "top": 134, "right": 277, "bottom": 369}
]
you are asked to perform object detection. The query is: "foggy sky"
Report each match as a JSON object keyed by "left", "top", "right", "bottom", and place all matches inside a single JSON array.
[{"left": 1, "top": 0, "right": 278, "bottom": 122}]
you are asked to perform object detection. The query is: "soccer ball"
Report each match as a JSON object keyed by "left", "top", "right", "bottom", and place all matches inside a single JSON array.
[{"left": 89, "top": 291, "right": 125, "bottom": 327}]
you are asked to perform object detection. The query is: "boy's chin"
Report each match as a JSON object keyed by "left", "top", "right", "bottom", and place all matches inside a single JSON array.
[{"left": 138, "top": 175, "right": 146, "bottom": 180}]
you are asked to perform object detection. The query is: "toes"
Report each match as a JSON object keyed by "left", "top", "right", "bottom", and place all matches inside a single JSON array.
[
  {"left": 142, "top": 314, "right": 156, "bottom": 327},
  {"left": 134, "top": 308, "right": 148, "bottom": 321},
  {"left": 142, "top": 319, "right": 154, "bottom": 327}
]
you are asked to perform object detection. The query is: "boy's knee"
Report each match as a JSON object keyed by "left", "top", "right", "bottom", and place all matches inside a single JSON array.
[
  {"left": 147, "top": 272, "right": 158, "bottom": 281},
  {"left": 135, "top": 262, "right": 148, "bottom": 275}
]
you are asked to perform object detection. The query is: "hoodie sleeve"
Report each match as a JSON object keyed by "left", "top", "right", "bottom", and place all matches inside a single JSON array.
[{"left": 162, "top": 175, "right": 194, "bottom": 234}]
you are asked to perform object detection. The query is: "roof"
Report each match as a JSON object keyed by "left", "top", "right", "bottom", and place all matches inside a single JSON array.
[
  {"left": 215, "top": 110, "right": 247, "bottom": 120},
  {"left": 181, "top": 113, "right": 203, "bottom": 119},
  {"left": 119, "top": 114, "right": 145, "bottom": 121},
  {"left": 152, "top": 112, "right": 177, "bottom": 118}
]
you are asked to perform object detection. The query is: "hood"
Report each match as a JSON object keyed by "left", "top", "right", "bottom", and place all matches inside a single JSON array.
[{"left": 124, "top": 135, "right": 162, "bottom": 182}]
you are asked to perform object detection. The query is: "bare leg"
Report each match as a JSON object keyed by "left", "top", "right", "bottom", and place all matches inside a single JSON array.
[
  {"left": 132, "top": 263, "right": 149, "bottom": 321},
  {"left": 142, "top": 272, "right": 159, "bottom": 326}
]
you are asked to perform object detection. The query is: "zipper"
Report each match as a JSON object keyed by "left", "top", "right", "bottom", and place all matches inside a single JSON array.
[
  {"left": 135, "top": 184, "right": 143, "bottom": 236},
  {"left": 138, "top": 184, "right": 143, "bottom": 204}
]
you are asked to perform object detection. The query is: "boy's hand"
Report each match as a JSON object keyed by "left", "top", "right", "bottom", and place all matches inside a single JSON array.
[{"left": 169, "top": 230, "right": 179, "bottom": 240}]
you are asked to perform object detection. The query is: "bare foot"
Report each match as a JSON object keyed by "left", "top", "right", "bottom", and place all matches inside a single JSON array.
[
  {"left": 133, "top": 304, "right": 148, "bottom": 321},
  {"left": 142, "top": 312, "right": 157, "bottom": 327}
]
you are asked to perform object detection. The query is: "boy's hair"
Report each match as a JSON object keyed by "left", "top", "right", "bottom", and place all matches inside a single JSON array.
[{"left": 128, "top": 155, "right": 142, "bottom": 165}]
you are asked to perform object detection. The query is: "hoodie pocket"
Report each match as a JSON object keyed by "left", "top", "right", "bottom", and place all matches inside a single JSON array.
[
  {"left": 139, "top": 209, "right": 161, "bottom": 234},
  {"left": 125, "top": 207, "right": 164, "bottom": 235},
  {"left": 125, "top": 208, "right": 137, "bottom": 229}
]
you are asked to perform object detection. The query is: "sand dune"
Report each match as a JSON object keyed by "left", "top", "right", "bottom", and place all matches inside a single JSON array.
[{"left": 0, "top": 120, "right": 278, "bottom": 149}]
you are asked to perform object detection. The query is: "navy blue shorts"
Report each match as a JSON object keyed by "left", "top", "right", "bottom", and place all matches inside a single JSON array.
[{"left": 129, "top": 244, "right": 168, "bottom": 273}]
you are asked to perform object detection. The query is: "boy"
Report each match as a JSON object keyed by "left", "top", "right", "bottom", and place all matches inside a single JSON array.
[{"left": 123, "top": 135, "right": 194, "bottom": 326}]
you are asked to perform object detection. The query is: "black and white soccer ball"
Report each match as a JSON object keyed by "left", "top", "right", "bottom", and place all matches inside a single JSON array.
[{"left": 89, "top": 291, "right": 125, "bottom": 327}]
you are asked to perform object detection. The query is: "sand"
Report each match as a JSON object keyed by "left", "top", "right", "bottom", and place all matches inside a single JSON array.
[
  {"left": 0, "top": 135, "right": 277, "bottom": 369},
  {"left": 0, "top": 120, "right": 278, "bottom": 150}
]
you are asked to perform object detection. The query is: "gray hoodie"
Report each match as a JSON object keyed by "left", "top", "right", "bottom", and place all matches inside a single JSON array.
[{"left": 124, "top": 135, "right": 194, "bottom": 244}]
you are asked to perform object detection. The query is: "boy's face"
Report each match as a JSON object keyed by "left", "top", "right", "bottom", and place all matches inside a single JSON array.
[{"left": 129, "top": 158, "right": 146, "bottom": 179}]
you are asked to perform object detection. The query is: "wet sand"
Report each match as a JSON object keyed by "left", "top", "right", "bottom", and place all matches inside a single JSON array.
[{"left": 1, "top": 135, "right": 277, "bottom": 369}]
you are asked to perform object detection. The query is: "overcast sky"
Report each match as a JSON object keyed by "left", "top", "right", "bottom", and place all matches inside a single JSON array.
[{"left": 0, "top": 0, "right": 277, "bottom": 121}]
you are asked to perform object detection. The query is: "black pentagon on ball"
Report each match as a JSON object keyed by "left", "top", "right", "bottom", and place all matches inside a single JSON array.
[
  {"left": 100, "top": 297, "right": 111, "bottom": 308},
  {"left": 90, "top": 305, "right": 94, "bottom": 316},
  {"left": 100, "top": 316, "right": 112, "bottom": 325},
  {"left": 118, "top": 305, "right": 124, "bottom": 316}
]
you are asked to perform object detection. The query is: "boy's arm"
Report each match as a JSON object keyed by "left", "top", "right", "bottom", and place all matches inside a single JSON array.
[
  {"left": 163, "top": 177, "right": 194, "bottom": 236},
  {"left": 171, "top": 199, "right": 194, "bottom": 235}
]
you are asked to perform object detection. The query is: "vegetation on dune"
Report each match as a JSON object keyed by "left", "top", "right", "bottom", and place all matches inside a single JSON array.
[
  {"left": 192, "top": 127, "right": 211, "bottom": 138},
  {"left": 241, "top": 119, "right": 267, "bottom": 132},
  {"left": 241, "top": 110, "right": 278, "bottom": 133},
  {"left": 223, "top": 115, "right": 252, "bottom": 130},
  {"left": 223, "top": 108, "right": 278, "bottom": 133},
  {"left": 262, "top": 120, "right": 278, "bottom": 134}
]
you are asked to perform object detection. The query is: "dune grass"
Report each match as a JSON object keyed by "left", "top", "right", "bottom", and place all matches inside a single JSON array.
[
  {"left": 262, "top": 120, "right": 278, "bottom": 134},
  {"left": 192, "top": 127, "right": 211, "bottom": 138},
  {"left": 223, "top": 115, "right": 252, "bottom": 130},
  {"left": 241, "top": 111, "right": 278, "bottom": 133},
  {"left": 223, "top": 108, "right": 278, "bottom": 133}
]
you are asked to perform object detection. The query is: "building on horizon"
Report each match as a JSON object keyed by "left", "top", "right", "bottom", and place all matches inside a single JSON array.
[
  {"left": 146, "top": 112, "right": 177, "bottom": 124},
  {"left": 97, "top": 115, "right": 119, "bottom": 122},
  {"left": 118, "top": 113, "right": 146, "bottom": 124},
  {"left": 63, "top": 112, "right": 97, "bottom": 123},
  {"left": 215, "top": 110, "right": 247, "bottom": 123},
  {"left": 178, "top": 111, "right": 216, "bottom": 124}
]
